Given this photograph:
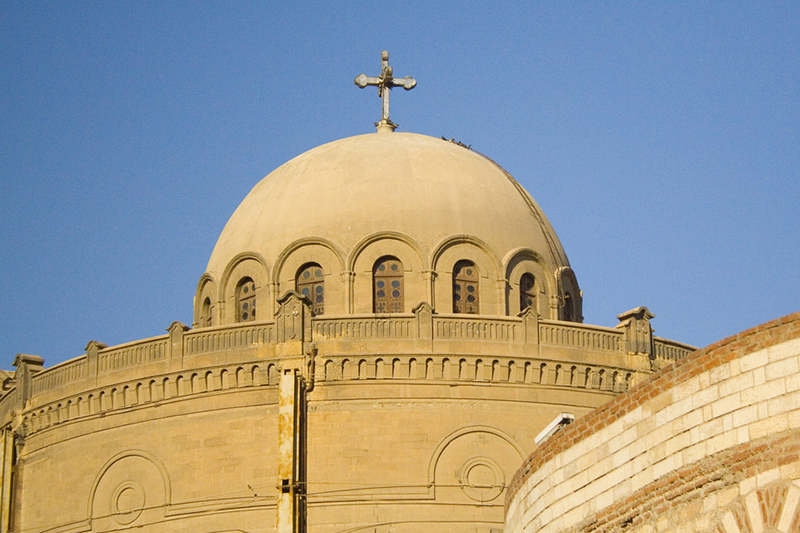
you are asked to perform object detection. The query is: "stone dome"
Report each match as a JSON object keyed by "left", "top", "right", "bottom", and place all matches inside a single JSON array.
[{"left": 198, "top": 131, "right": 581, "bottom": 323}]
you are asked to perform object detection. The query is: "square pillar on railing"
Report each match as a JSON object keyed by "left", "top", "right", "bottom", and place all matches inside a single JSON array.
[
  {"left": 276, "top": 291, "right": 312, "bottom": 344},
  {"left": 518, "top": 306, "right": 539, "bottom": 346},
  {"left": 12, "top": 353, "right": 44, "bottom": 405},
  {"left": 616, "top": 306, "right": 655, "bottom": 371},
  {"left": 167, "top": 321, "right": 190, "bottom": 372},
  {"left": 413, "top": 302, "right": 433, "bottom": 342},
  {"left": 84, "top": 341, "right": 107, "bottom": 384}
]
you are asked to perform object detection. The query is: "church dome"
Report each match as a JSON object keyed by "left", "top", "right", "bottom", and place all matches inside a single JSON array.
[{"left": 199, "top": 131, "right": 581, "bottom": 323}]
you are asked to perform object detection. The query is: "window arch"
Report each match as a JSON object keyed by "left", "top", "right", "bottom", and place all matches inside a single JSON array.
[
  {"left": 201, "top": 297, "right": 213, "bottom": 327},
  {"left": 373, "top": 256, "right": 404, "bottom": 313},
  {"left": 520, "top": 273, "right": 537, "bottom": 313},
  {"left": 297, "top": 263, "right": 324, "bottom": 315},
  {"left": 236, "top": 277, "right": 257, "bottom": 322},
  {"left": 453, "top": 260, "right": 479, "bottom": 314}
]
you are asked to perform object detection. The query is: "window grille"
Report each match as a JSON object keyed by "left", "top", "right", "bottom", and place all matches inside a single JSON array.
[
  {"left": 453, "top": 260, "right": 479, "bottom": 314},
  {"left": 373, "top": 257, "right": 404, "bottom": 313},
  {"left": 236, "top": 277, "right": 257, "bottom": 322},
  {"left": 297, "top": 264, "right": 325, "bottom": 315}
]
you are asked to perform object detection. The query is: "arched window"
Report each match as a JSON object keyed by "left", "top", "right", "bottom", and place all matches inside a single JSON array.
[
  {"left": 373, "top": 256, "right": 404, "bottom": 313},
  {"left": 201, "top": 297, "right": 213, "bottom": 327},
  {"left": 520, "top": 273, "right": 537, "bottom": 313},
  {"left": 453, "top": 260, "right": 479, "bottom": 314},
  {"left": 297, "top": 263, "right": 324, "bottom": 315},
  {"left": 563, "top": 292, "right": 574, "bottom": 322},
  {"left": 236, "top": 277, "right": 257, "bottom": 322}
]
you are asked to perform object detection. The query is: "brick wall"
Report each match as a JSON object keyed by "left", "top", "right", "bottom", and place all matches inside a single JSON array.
[{"left": 505, "top": 313, "right": 800, "bottom": 533}]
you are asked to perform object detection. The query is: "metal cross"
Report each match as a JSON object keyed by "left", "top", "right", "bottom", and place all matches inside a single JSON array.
[{"left": 354, "top": 51, "right": 416, "bottom": 132}]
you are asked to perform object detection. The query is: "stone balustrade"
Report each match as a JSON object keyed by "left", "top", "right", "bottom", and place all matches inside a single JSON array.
[
  {"left": 313, "top": 314, "right": 416, "bottom": 340},
  {"left": 97, "top": 337, "right": 167, "bottom": 372},
  {"left": 30, "top": 357, "right": 87, "bottom": 395},
  {"left": 3, "top": 309, "right": 696, "bottom": 425},
  {"left": 653, "top": 335, "right": 695, "bottom": 365},
  {"left": 184, "top": 322, "right": 277, "bottom": 355}
]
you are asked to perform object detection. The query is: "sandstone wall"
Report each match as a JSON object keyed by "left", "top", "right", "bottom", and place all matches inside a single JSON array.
[
  {"left": 505, "top": 313, "right": 800, "bottom": 533},
  {"left": 0, "top": 308, "right": 693, "bottom": 533}
]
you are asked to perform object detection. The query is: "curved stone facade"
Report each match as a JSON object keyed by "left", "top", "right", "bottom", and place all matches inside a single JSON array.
[
  {"left": 505, "top": 313, "right": 800, "bottom": 533},
  {"left": 0, "top": 304, "right": 694, "bottom": 533}
]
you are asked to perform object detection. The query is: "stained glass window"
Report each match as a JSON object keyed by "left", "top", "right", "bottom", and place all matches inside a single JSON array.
[
  {"left": 297, "top": 264, "right": 324, "bottom": 315},
  {"left": 236, "top": 277, "right": 257, "bottom": 322},
  {"left": 373, "top": 257, "right": 403, "bottom": 313},
  {"left": 453, "top": 260, "right": 479, "bottom": 314}
]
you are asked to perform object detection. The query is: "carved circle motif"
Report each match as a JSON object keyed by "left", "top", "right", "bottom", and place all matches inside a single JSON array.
[
  {"left": 458, "top": 457, "right": 504, "bottom": 502},
  {"left": 111, "top": 481, "right": 145, "bottom": 525}
]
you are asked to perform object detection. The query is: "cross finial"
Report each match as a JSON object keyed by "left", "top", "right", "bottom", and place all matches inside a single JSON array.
[{"left": 354, "top": 51, "right": 416, "bottom": 132}]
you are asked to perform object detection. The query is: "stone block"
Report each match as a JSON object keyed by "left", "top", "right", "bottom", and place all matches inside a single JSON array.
[
  {"left": 765, "top": 356, "right": 800, "bottom": 382},
  {"left": 711, "top": 393, "right": 742, "bottom": 419},
  {"left": 741, "top": 379, "right": 787, "bottom": 405},
  {"left": 708, "top": 362, "right": 732, "bottom": 384},
  {"left": 718, "top": 371, "right": 755, "bottom": 398},
  {"left": 768, "top": 338, "right": 800, "bottom": 362},
  {"left": 739, "top": 347, "right": 769, "bottom": 372},
  {"left": 691, "top": 384, "right": 720, "bottom": 410},
  {"left": 749, "top": 414, "right": 789, "bottom": 440}
]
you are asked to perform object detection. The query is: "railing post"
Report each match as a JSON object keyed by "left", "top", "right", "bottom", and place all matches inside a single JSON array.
[
  {"left": 275, "top": 291, "right": 313, "bottom": 381},
  {"left": 616, "top": 307, "right": 655, "bottom": 371},
  {"left": 519, "top": 306, "right": 539, "bottom": 345},
  {"left": 413, "top": 302, "right": 433, "bottom": 346},
  {"left": 276, "top": 291, "right": 311, "bottom": 345},
  {"left": 84, "top": 341, "right": 106, "bottom": 386},
  {"left": 12, "top": 354, "right": 44, "bottom": 407},
  {"left": 167, "top": 322, "right": 191, "bottom": 372}
]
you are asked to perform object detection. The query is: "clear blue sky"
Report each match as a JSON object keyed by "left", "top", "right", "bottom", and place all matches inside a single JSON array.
[{"left": 1, "top": 2, "right": 798, "bottom": 367}]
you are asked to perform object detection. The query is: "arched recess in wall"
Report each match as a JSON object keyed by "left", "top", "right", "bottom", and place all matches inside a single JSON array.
[
  {"left": 88, "top": 450, "right": 170, "bottom": 532},
  {"left": 349, "top": 232, "right": 426, "bottom": 314},
  {"left": 557, "top": 266, "right": 583, "bottom": 322},
  {"left": 428, "top": 426, "right": 525, "bottom": 503},
  {"left": 193, "top": 273, "right": 218, "bottom": 328},
  {"left": 273, "top": 238, "right": 346, "bottom": 315},
  {"left": 502, "top": 248, "right": 554, "bottom": 318},
  {"left": 219, "top": 253, "right": 270, "bottom": 325},
  {"left": 431, "top": 236, "right": 502, "bottom": 315}
]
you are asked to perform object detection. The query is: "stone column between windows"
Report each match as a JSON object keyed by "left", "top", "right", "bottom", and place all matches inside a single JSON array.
[
  {"left": 269, "top": 282, "right": 281, "bottom": 317},
  {"left": 549, "top": 294, "right": 560, "bottom": 320},
  {"left": 341, "top": 271, "right": 355, "bottom": 314},
  {"left": 496, "top": 278, "right": 509, "bottom": 315},
  {"left": 422, "top": 270, "right": 437, "bottom": 310}
]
